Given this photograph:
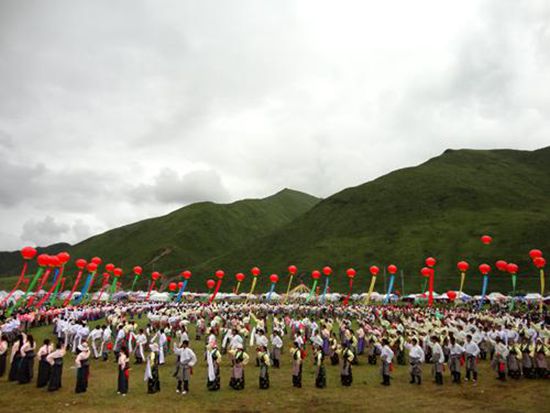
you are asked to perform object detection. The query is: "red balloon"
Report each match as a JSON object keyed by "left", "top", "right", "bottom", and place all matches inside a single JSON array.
[
  {"left": 534, "top": 256, "right": 546, "bottom": 269},
  {"left": 235, "top": 272, "right": 245, "bottom": 282},
  {"left": 181, "top": 270, "right": 192, "bottom": 280},
  {"left": 151, "top": 271, "right": 161, "bottom": 281},
  {"left": 91, "top": 256, "right": 102, "bottom": 265},
  {"left": 206, "top": 279, "right": 216, "bottom": 289},
  {"left": 21, "top": 246, "right": 37, "bottom": 260},
  {"left": 529, "top": 249, "right": 543, "bottom": 260},
  {"left": 37, "top": 254, "right": 50, "bottom": 267},
  {"left": 312, "top": 270, "right": 321, "bottom": 280},
  {"left": 87, "top": 262, "right": 98, "bottom": 272},
  {"left": 75, "top": 258, "right": 87, "bottom": 270},
  {"left": 457, "top": 261, "right": 470, "bottom": 272},
  {"left": 479, "top": 263, "right": 491, "bottom": 275},
  {"left": 425, "top": 257, "right": 436, "bottom": 268},
  {"left": 215, "top": 270, "right": 225, "bottom": 279},
  {"left": 506, "top": 263, "right": 518, "bottom": 274},
  {"left": 495, "top": 260, "right": 508, "bottom": 272},
  {"left": 113, "top": 267, "right": 123, "bottom": 277},
  {"left": 48, "top": 255, "right": 61, "bottom": 267},
  {"left": 322, "top": 266, "right": 332, "bottom": 276},
  {"left": 387, "top": 264, "right": 398, "bottom": 275},
  {"left": 447, "top": 291, "right": 457, "bottom": 301},
  {"left": 177, "top": 281, "right": 184, "bottom": 289},
  {"left": 420, "top": 267, "right": 432, "bottom": 277},
  {"left": 105, "top": 263, "right": 115, "bottom": 272},
  {"left": 346, "top": 268, "right": 356, "bottom": 278},
  {"left": 251, "top": 267, "right": 261, "bottom": 276},
  {"left": 481, "top": 235, "right": 492, "bottom": 245},
  {"left": 288, "top": 265, "right": 297, "bottom": 275},
  {"left": 168, "top": 282, "right": 177, "bottom": 292},
  {"left": 269, "top": 274, "right": 279, "bottom": 283},
  {"left": 133, "top": 266, "right": 143, "bottom": 275},
  {"left": 369, "top": 265, "right": 380, "bottom": 276},
  {"left": 57, "top": 252, "right": 70, "bottom": 264}
]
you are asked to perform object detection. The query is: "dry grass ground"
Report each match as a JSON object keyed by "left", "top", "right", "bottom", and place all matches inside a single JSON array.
[{"left": 1, "top": 319, "right": 548, "bottom": 413}]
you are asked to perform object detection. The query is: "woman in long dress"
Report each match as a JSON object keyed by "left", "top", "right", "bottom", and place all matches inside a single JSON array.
[
  {"left": 291, "top": 342, "right": 303, "bottom": 388},
  {"left": 206, "top": 342, "right": 221, "bottom": 391},
  {"left": 145, "top": 343, "right": 160, "bottom": 394},
  {"left": 8, "top": 334, "right": 24, "bottom": 381},
  {"left": 17, "top": 333, "right": 36, "bottom": 384},
  {"left": 117, "top": 347, "right": 130, "bottom": 396},
  {"left": 314, "top": 344, "right": 326, "bottom": 388},
  {"left": 46, "top": 343, "right": 66, "bottom": 392},
  {"left": 258, "top": 345, "right": 270, "bottom": 389},
  {"left": 36, "top": 339, "right": 54, "bottom": 388},
  {"left": 75, "top": 343, "right": 91, "bottom": 393},
  {"left": 229, "top": 344, "right": 249, "bottom": 390}
]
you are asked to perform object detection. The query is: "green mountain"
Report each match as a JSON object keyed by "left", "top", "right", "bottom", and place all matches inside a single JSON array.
[
  {"left": 0, "top": 189, "right": 320, "bottom": 289},
  {"left": 197, "top": 147, "right": 550, "bottom": 295}
]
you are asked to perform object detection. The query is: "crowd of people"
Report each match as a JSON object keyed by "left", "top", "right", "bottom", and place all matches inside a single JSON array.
[{"left": 0, "top": 300, "right": 548, "bottom": 398}]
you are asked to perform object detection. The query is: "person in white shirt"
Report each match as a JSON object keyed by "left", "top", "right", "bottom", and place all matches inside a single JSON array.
[
  {"left": 135, "top": 329, "right": 147, "bottom": 364},
  {"left": 89, "top": 326, "right": 102, "bottom": 359},
  {"left": 101, "top": 325, "right": 112, "bottom": 361},
  {"left": 493, "top": 336, "right": 509, "bottom": 381},
  {"left": 75, "top": 343, "right": 90, "bottom": 393},
  {"left": 464, "top": 334, "right": 480, "bottom": 383},
  {"left": 173, "top": 340, "right": 197, "bottom": 395},
  {"left": 448, "top": 336, "right": 464, "bottom": 383},
  {"left": 430, "top": 335, "right": 445, "bottom": 385},
  {"left": 406, "top": 337, "right": 425, "bottom": 385},
  {"left": 270, "top": 330, "right": 283, "bottom": 368},
  {"left": 380, "top": 338, "right": 394, "bottom": 386}
]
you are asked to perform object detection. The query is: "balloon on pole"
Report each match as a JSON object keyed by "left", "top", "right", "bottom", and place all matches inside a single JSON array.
[
  {"left": 307, "top": 270, "right": 321, "bottom": 302},
  {"left": 365, "top": 265, "right": 379, "bottom": 304},
  {"left": 477, "top": 263, "right": 491, "bottom": 310},
  {"left": 321, "top": 266, "right": 332, "bottom": 302},
  {"left": 130, "top": 266, "right": 143, "bottom": 291},
  {"left": 146, "top": 271, "right": 161, "bottom": 301},
  {"left": 533, "top": 255, "right": 546, "bottom": 313},
  {"left": 267, "top": 274, "right": 279, "bottom": 300},
  {"left": 285, "top": 265, "right": 297, "bottom": 299},
  {"left": 63, "top": 259, "right": 87, "bottom": 306},
  {"left": 208, "top": 270, "right": 224, "bottom": 303},
  {"left": 384, "top": 264, "right": 398, "bottom": 304},
  {"left": 248, "top": 267, "right": 261, "bottom": 296},
  {"left": 175, "top": 270, "right": 191, "bottom": 302},
  {"left": 343, "top": 268, "right": 356, "bottom": 306},
  {"left": 1, "top": 246, "right": 36, "bottom": 307},
  {"left": 234, "top": 272, "right": 245, "bottom": 294}
]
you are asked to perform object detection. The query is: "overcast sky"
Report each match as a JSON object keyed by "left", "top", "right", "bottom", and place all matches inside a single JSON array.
[{"left": 0, "top": 0, "right": 549, "bottom": 250}]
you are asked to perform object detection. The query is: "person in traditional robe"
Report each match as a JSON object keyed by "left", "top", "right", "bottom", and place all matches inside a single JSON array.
[
  {"left": 367, "top": 337, "right": 378, "bottom": 365},
  {"left": 117, "top": 347, "right": 130, "bottom": 395},
  {"left": 534, "top": 338, "right": 548, "bottom": 379},
  {"left": 144, "top": 343, "right": 160, "bottom": 394},
  {"left": 430, "top": 335, "right": 444, "bottom": 385},
  {"left": 17, "top": 333, "right": 36, "bottom": 384},
  {"left": 101, "top": 325, "right": 111, "bottom": 361},
  {"left": 448, "top": 336, "right": 464, "bottom": 384},
  {"left": 290, "top": 341, "right": 303, "bottom": 388},
  {"left": 270, "top": 330, "right": 283, "bottom": 368},
  {"left": 229, "top": 343, "right": 249, "bottom": 390},
  {"left": 520, "top": 335, "right": 535, "bottom": 379},
  {"left": 380, "top": 338, "right": 394, "bottom": 386},
  {"left": 46, "top": 343, "right": 66, "bottom": 392},
  {"left": 36, "top": 338, "right": 54, "bottom": 388},
  {"left": 340, "top": 343, "right": 355, "bottom": 386},
  {"left": 492, "top": 337, "right": 509, "bottom": 381},
  {"left": 135, "top": 329, "right": 147, "bottom": 364},
  {"left": 258, "top": 345, "right": 270, "bottom": 389},
  {"left": 507, "top": 340, "right": 522, "bottom": 379},
  {"left": 464, "top": 334, "right": 480, "bottom": 383},
  {"left": 89, "top": 326, "right": 102, "bottom": 359},
  {"left": 406, "top": 337, "right": 425, "bottom": 385},
  {"left": 0, "top": 333, "right": 9, "bottom": 377},
  {"left": 75, "top": 342, "right": 90, "bottom": 393},
  {"left": 206, "top": 341, "right": 221, "bottom": 391},
  {"left": 173, "top": 340, "right": 197, "bottom": 394},
  {"left": 314, "top": 344, "right": 326, "bottom": 388}
]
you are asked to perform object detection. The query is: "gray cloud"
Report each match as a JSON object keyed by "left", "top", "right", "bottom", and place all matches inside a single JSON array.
[
  {"left": 0, "top": 0, "right": 549, "bottom": 249},
  {"left": 21, "top": 216, "right": 70, "bottom": 246}
]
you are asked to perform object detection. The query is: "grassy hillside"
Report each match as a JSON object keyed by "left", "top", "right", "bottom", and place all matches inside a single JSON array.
[
  {"left": 0, "top": 189, "right": 320, "bottom": 288},
  {"left": 197, "top": 147, "right": 550, "bottom": 295}
]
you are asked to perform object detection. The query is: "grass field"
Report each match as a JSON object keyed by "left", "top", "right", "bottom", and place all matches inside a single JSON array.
[{"left": 1, "top": 319, "right": 548, "bottom": 413}]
